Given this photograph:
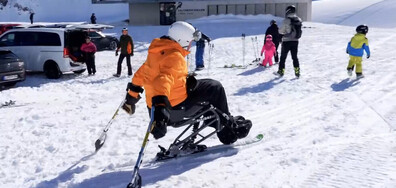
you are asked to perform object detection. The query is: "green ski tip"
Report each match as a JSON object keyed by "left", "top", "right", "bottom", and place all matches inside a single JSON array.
[{"left": 256, "top": 134, "right": 264, "bottom": 140}]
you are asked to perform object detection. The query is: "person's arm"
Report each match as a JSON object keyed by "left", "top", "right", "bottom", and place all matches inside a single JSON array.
[
  {"left": 129, "top": 36, "right": 134, "bottom": 55},
  {"left": 364, "top": 39, "right": 370, "bottom": 58},
  {"left": 80, "top": 43, "right": 86, "bottom": 52},
  {"left": 202, "top": 33, "right": 210, "bottom": 42}
]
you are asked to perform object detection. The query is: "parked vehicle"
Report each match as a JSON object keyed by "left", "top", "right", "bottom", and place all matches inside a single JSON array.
[
  {"left": 0, "top": 24, "right": 21, "bottom": 36},
  {"left": 0, "top": 50, "right": 25, "bottom": 86},
  {"left": 0, "top": 28, "right": 87, "bottom": 79},
  {"left": 88, "top": 30, "right": 119, "bottom": 51}
]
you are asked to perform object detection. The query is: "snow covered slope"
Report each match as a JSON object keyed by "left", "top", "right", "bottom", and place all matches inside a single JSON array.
[
  {"left": 1, "top": 1, "right": 396, "bottom": 188},
  {"left": 313, "top": 0, "right": 396, "bottom": 28}
]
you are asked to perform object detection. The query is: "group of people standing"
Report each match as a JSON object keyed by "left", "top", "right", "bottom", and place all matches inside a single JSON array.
[
  {"left": 80, "top": 5, "right": 370, "bottom": 80},
  {"left": 260, "top": 5, "right": 302, "bottom": 78},
  {"left": 260, "top": 5, "right": 370, "bottom": 78}
]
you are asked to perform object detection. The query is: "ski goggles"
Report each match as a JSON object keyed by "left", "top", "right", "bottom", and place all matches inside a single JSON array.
[{"left": 193, "top": 30, "right": 202, "bottom": 41}]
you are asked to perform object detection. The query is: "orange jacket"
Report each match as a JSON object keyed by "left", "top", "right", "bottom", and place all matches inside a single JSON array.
[{"left": 129, "top": 37, "right": 190, "bottom": 107}]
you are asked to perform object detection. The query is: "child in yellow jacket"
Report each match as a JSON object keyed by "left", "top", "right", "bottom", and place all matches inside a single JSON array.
[{"left": 346, "top": 25, "right": 370, "bottom": 78}]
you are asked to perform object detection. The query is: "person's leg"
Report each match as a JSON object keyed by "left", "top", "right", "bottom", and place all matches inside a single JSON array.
[
  {"left": 290, "top": 42, "right": 300, "bottom": 76},
  {"left": 195, "top": 45, "right": 204, "bottom": 68},
  {"left": 347, "top": 56, "right": 357, "bottom": 70},
  {"left": 85, "top": 55, "right": 92, "bottom": 74},
  {"left": 278, "top": 42, "right": 290, "bottom": 74},
  {"left": 355, "top": 56, "right": 363, "bottom": 75},
  {"left": 116, "top": 54, "right": 125, "bottom": 75},
  {"left": 182, "top": 79, "right": 251, "bottom": 144},
  {"left": 185, "top": 79, "right": 230, "bottom": 115},
  {"left": 267, "top": 53, "right": 273, "bottom": 66},
  {"left": 91, "top": 55, "right": 96, "bottom": 74},
  {"left": 126, "top": 55, "right": 132, "bottom": 75},
  {"left": 274, "top": 42, "right": 280, "bottom": 63},
  {"left": 290, "top": 41, "right": 299, "bottom": 68}
]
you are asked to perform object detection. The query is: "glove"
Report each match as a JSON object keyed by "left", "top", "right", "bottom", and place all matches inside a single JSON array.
[
  {"left": 151, "top": 105, "right": 170, "bottom": 139},
  {"left": 122, "top": 94, "right": 140, "bottom": 115},
  {"left": 122, "top": 83, "right": 144, "bottom": 115},
  {"left": 115, "top": 50, "right": 119, "bottom": 56},
  {"left": 367, "top": 55, "right": 370, "bottom": 59},
  {"left": 150, "top": 95, "right": 171, "bottom": 139},
  {"left": 346, "top": 49, "right": 349, "bottom": 54}
]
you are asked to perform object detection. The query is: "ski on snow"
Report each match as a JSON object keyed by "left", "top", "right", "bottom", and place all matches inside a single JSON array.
[{"left": 154, "top": 133, "right": 264, "bottom": 162}]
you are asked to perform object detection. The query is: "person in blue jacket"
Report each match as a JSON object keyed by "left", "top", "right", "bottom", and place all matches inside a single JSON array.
[
  {"left": 346, "top": 25, "right": 370, "bottom": 78},
  {"left": 195, "top": 32, "right": 211, "bottom": 71}
]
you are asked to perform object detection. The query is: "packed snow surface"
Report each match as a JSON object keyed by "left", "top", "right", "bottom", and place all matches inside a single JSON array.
[{"left": 1, "top": 0, "right": 396, "bottom": 188}]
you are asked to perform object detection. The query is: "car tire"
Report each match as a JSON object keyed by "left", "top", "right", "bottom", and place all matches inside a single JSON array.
[
  {"left": 109, "top": 40, "right": 117, "bottom": 50},
  {"left": 44, "top": 61, "right": 62, "bottom": 79},
  {"left": 73, "top": 69, "right": 86, "bottom": 74}
]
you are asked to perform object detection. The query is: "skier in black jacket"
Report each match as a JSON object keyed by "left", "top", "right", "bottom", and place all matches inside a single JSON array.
[
  {"left": 114, "top": 28, "right": 134, "bottom": 77},
  {"left": 265, "top": 20, "right": 281, "bottom": 62}
]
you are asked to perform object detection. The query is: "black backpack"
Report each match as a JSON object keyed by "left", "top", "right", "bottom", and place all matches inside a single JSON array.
[{"left": 289, "top": 17, "right": 302, "bottom": 39}]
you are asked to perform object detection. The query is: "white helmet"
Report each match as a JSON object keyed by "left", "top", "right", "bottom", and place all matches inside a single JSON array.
[{"left": 168, "top": 21, "right": 201, "bottom": 48}]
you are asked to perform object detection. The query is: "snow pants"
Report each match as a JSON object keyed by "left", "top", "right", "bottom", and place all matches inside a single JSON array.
[
  {"left": 195, "top": 42, "right": 205, "bottom": 68},
  {"left": 262, "top": 52, "right": 274, "bottom": 66},
  {"left": 279, "top": 41, "right": 299, "bottom": 70},
  {"left": 347, "top": 56, "right": 363, "bottom": 74},
  {"left": 85, "top": 53, "right": 96, "bottom": 74},
  {"left": 116, "top": 54, "right": 132, "bottom": 76}
]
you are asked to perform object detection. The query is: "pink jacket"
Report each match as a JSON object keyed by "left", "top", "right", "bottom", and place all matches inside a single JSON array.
[
  {"left": 81, "top": 42, "right": 97, "bottom": 53},
  {"left": 261, "top": 39, "right": 276, "bottom": 56}
]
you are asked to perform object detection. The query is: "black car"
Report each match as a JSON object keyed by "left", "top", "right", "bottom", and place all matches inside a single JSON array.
[
  {"left": 88, "top": 31, "right": 119, "bottom": 51},
  {"left": 0, "top": 50, "right": 25, "bottom": 87}
]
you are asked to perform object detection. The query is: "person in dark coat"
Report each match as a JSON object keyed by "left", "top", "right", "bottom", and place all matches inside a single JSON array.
[
  {"left": 30, "top": 13, "right": 34, "bottom": 24},
  {"left": 195, "top": 32, "right": 211, "bottom": 71},
  {"left": 80, "top": 36, "right": 97, "bottom": 75},
  {"left": 90, "top": 13, "right": 97, "bottom": 24},
  {"left": 114, "top": 28, "right": 134, "bottom": 77},
  {"left": 265, "top": 20, "right": 282, "bottom": 62}
]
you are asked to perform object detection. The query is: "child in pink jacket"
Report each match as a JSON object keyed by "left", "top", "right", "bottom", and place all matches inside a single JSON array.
[{"left": 260, "top": 35, "right": 276, "bottom": 67}]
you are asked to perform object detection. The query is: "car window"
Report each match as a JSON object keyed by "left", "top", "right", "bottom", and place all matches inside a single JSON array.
[
  {"left": 0, "top": 51, "right": 17, "bottom": 59},
  {"left": 88, "top": 32, "right": 101, "bottom": 38},
  {"left": 0, "top": 33, "right": 16, "bottom": 46},
  {"left": 38, "top": 32, "right": 61, "bottom": 46}
]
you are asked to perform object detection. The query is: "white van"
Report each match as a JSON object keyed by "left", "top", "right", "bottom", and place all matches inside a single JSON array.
[{"left": 0, "top": 28, "right": 87, "bottom": 79}]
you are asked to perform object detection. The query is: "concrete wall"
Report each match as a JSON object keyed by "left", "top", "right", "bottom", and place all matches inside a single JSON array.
[
  {"left": 129, "top": 3, "right": 159, "bottom": 25},
  {"left": 246, "top": 4, "right": 255, "bottom": 15},
  {"left": 227, "top": 5, "right": 236, "bottom": 14},
  {"left": 236, "top": 4, "right": 246, "bottom": 15}
]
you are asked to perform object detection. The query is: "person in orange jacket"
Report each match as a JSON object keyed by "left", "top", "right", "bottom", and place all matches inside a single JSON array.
[{"left": 121, "top": 21, "right": 252, "bottom": 145}]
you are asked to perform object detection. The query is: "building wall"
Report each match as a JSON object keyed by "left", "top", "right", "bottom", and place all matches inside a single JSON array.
[
  {"left": 129, "top": 3, "right": 159, "bottom": 25},
  {"left": 126, "top": 0, "right": 311, "bottom": 25}
]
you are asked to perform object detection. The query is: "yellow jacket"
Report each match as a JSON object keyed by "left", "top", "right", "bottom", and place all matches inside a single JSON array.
[{"left": 129, "top": 37, "right": 190, "bottom": 107}]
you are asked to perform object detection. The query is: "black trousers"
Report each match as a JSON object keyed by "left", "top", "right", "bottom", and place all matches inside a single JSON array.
[
  {"left": 85, "top": 53, "right": 96, "bottom": 74},
  {"left": 279, "top": 41, "right": 299, "bottom": 70},
  {"left": 117, "top": 54, "right": 132, "bottom": 75}
]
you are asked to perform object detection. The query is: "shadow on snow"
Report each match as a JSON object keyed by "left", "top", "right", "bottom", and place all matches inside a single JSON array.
[
  {"left": 234, "top": 77, "right": 284, "bottom": 95},
  {"left": 331, "top": 78, "right": 360, "bottom": 92},
  {"left": 35, "top": 147, "right": 238, "bottom": 188}
]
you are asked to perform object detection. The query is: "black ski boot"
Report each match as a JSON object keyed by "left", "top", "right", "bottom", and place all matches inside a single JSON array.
[
  {"left": 276, "top": 69, "right": 285, "bottom": 77},
  {"left": 294, "top": 67, "right": 300, "bottom": 78},
  {"left": 217, "top": 115, "right": 252, "bottom": 144}
]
